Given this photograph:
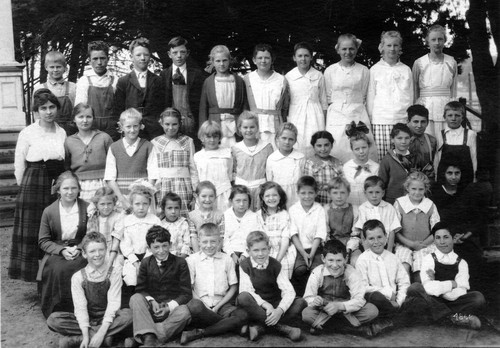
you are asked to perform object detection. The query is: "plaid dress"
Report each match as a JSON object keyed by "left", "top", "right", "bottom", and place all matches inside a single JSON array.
[
  {"left": 257, "top": 210, "right": 297, "bottom": 279},
  {"left": 304, "top": 154, "right": 343, "bottom": 205},
  {"left": 161, "top": 217, "right": 191, "bottom": 256},
  {"left": 152, "top": 134, "right": 198, "bottom": 217},
  {"left": 188, "top": 209, "right": 225, "bottom": 239}
]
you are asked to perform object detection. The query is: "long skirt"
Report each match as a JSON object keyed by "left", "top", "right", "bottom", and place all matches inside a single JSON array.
[
  {"left": 8, "top": 160, "right": 64, "bottom": 282},
  {"left": 40, "top": 254, "right": 87, "bottom": 318}
]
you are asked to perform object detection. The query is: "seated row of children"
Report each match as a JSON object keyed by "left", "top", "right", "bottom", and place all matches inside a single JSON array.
[{"left": 46, "top": 218, "right": 485, "bottom": 347}]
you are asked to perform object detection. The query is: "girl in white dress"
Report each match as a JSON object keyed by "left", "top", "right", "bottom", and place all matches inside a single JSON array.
[
  {"left": 285, "top": 42, "right": 328, "bottom": 157},
  {"left": 194, "top": 120, "right": 233, "bottom": 212},
  {"left": 324, "top": 34, "right": 378, "bottom": 163},
  {"left": 413, "top": 24, "right": 458, "bottom": 137}
]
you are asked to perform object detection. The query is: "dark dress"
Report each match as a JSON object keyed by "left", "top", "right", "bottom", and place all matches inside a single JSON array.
[{"left": 37, "top": 199, "right": 88, "bottom": 318}]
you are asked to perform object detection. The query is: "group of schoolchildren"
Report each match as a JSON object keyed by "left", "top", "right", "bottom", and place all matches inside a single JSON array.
[{"left": 8, "top": 23, "right": 488, "bottom": 348}]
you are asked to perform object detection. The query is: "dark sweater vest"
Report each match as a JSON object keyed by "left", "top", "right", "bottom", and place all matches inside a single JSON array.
[
  {"left": 326, "top": 204, "right": 354, "bottom": 241},
  {"left": 432, "top": 253, "right": 462, "bottom": 281},
  {"left": 240, "top": 257, "right": 282, "bottom": 306},
  {"left": 110, "top": 138, "right": 152, "bottom": 180}
]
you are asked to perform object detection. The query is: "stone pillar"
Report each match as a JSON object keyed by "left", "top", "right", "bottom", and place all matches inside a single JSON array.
[{"left": 0, "top": 0, "right": 26, "bottom": 131}]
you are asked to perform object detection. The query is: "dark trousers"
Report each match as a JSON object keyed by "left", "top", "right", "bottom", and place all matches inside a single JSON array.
[
  {"left": 435, "top": 291, "right": 486, "bottom": 315},
  {"left": 364, "top": 291, "right": 399, "bottom": 318},
  {"left": 291, "top": 247, "right": 323, "bottom": 297},
  {"left": 187, "top": 299, "right": 248, "bottom": 335},
  {"left": 236, "top": 292, "right": 307, "bottom": 327}
]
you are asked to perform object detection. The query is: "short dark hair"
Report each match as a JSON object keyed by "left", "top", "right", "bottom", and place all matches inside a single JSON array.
[
  {"left": 88, "top": 41, "right": 109, "bottom": 57},
  {"left": 310, "top": 130, "right": 334, "bottom": 147},
  {"left": 407, "top": 104, "right": 429, "bottom": 121},
  {"left": 32, "top": 88, "right": 60, "bottom": 112},
  {"left": 129, "top": 37, "right": 150, "bottom": 53},
  {"left": 146, "top": 225, "right": 171, "bottom": 246},
  {"left": 82, "top": 231, "right": 107, "bottom": 252},
  {"left": 229, "top": 185, "right": 252, "bottom": 206},
  {"left": 431, "top": 221, "right": 456, "bottom": 237},
  {"left": 253, "top": 43, "right": 275, "bottom": 60},
  {"left": 168, "top": 36, "right": 188, "bottom": 50},
  {"left": 246, "top": 230, "right": 269, "bottom": 248},
  {"left": 199, "top": 222, "right": 220, "bottom": 238},
  {"left": 390, "top": 123, "right": 412, "bottom": 138},
  {"left": 294, "top": 41, "right": 313, "bottom": 56},
  {"left": 322, "top": 239, "right": 347, "bottom": 258},
  {"left": 364, "top": 175, "right": 386, "bottom": 191},
  {"left": 160, "top": 192, "right": 182, "bottom": 210},
  {"left": 297, "top": 175, "right": 318, "bottom": 192},
  {"left": 362, "top": 219, "right": 386, "bottom": 239}
]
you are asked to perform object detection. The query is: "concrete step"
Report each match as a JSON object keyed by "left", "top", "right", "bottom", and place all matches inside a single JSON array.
[
  {"left": 0, "top": 185, "right": 18, "bottom": 196},
  {"left": 0, "top": 148, "right": 15, "bottom": 164},
  {"left": 0, "top": 200, "right": 15, "bottom": 227},
  {"left": 0, "top": 178, "right": 16, "bottom": 187},
  {"left": 0, "top": 168, "right": 15, "bottom": 180},
  {"left": 0, "top": 132, "right": 18, "bottom": 148}
]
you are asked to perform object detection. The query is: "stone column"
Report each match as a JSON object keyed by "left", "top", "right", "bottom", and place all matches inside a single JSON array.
[{"left": 0, "top": 0, "right": 26, "bottom": 131}]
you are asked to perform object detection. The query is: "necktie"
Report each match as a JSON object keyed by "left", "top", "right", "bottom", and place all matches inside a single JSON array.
[
  {"left": 396, "top": 153, "right": 413, "bottom": 171},
  {"left": 354, "top": 164, "right": 370, "bottom": 178},
  {"left": 159, "top": 260, "right": 168, "bottom": 274},
  {"left": 173, "top": 67, "right": 186, "bottom": 85}
]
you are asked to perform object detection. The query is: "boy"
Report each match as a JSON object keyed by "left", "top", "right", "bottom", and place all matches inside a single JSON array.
[
  {"left": 75, "top": 41, "right": 119, "bottom": 140},
  {"left": 407, "top": 104, "right": 437, "bottom": 182},
  {"left": 237, "top": 231, "right": 306, "bottom": 342},
  {"left": 34, "top": 51, "right": 76, "bottom": 134},
  {"left": 436, "top": 101, "right": 477, "bottom": 185},
  {"left": 289, "top": 176, "right": 328, "bottom": 296},
  {"left": 113, "top": 37, "right": 165, "bottom": 140},
  {"left": 129, "top": 225, "right": 192, "bottom": 346},
  {"left": 419, "top": 222, "right": 485, "bottom": 329},
  {"left": 160, "top": 192, "right": 191, "bottom": 257},
  {"left": 180, "top": 223, "right": 248, "bottom": 344},
  {"left": 47, "top": 232, "right": 132, "bottom": 348},
  {"left": 160, "top": 36, "right": 205, "bottom": 148},
  {"left": 302, "top": 239, "right": 378, "bottom": 337},
  {"left": 355, "top": 220, "right": 410, "bottom": 319},
  {"left": 349, "top": 176, "right": 401, "bottom": 265}
]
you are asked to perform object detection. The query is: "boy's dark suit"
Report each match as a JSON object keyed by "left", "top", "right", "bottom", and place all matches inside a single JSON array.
[{"left": 114, "top": 70, "right": 165, "bottom": 140}]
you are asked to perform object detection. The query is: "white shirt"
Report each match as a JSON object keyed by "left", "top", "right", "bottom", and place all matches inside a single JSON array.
[
  {"left": 59, "top": 201, "right": 79, "bottom": 241},
  {"left": 134, "top": 69, "right": 147, "bottom": 88},
  {"left": 171, "top": 63, "right": 187, "bottom": 82},
  {"left": 355, "top": 249, "right": 410, "bottom": 306},
  {"left": 435, "top": 126, "right": 477, "bottom": 177},
  {"left": 223, "top": 208, "right": 260, "bottom": 256},
  {"left": 289, "top": 201, "right": 327, "bottom": 249},
  {"left": 354, "top": 200, "right": 402, "bottom": 234},
  {"left": 75, "top": 70, "right": 118, "bottom": 105},
  {"left": 103, "top": 138, "right": 159, "bottom": 181},
  {"left": 187, "top": 251, "right": 237, "bottom": 308},
  {"left": 239, "top": 257, "right": 296, "bottom": 313},
  {"left": 420, "top": 248, "right": 469, "bottom": 301}
]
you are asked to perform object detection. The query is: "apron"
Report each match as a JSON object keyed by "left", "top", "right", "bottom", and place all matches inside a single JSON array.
[
  {"left": 437, "top": 129, "right": 473, "bottom": 185},
  {"left": 45, "top": 82, "right": 74, "bottom": 135},
  {"left": 87, "top": 76, "right": 116, "bottom": 137}
]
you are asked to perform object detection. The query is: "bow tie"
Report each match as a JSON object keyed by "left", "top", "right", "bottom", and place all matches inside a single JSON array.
[
  {"left": 396, "top": 153, "right": 413, "bottom": 170},
  {"left": 158, "top": 260, "right": 168, "bottom": 271},
  {"left": 172, "top": 67, "right": 186, "bottom": 85},
  {"left": 345, "top": 121, "right": 370, "bottom": 137},
  {"left": 49, "top": 80, "right": 65, "bottom": 85},
  {"left": 354, "top": 164, "right": 370, "bottom": 178}
]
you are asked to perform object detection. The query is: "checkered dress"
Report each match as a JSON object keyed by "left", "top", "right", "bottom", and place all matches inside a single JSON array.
[
  {"left": 152, "top": 135, "right": 196, "bottom": 217},
  {"left": 257, "top": 210, "right": 297, "bottom": 279},
  {"left": 372, "top": 124, "right": 394, "bottom": 162},
  {"left": 304, "top": 155, "right": 344, "bottom": 205},
  {"left": 188, "top": 209, "right": 225, "bottom": 238},
  {"left": 161, "top": 217, "right": 191, "bottom": 256}
]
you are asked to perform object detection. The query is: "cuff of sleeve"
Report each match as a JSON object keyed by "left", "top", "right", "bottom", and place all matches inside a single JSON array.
[
  {"left": 145, "top": 296, "right": 154, "bottom": 302},
  {"left": 127, "top": 254, "right": 139, "bottom": 264},
  {"left": 102, "top": 316, "right": 114, "bottom": 325},
  {"left": 277, "top": 306, "right": 287, "bottom": 315},
  {"left": 380, "top": 287, "right": 394, "bottom": 300},
  {"left": 167, "top": 300, "right": 179, "bottom": 313}
]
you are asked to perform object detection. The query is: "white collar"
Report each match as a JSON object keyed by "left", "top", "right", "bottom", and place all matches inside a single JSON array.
[
  {"left": 250, "top": 257, "right": 269, "bottom": 269},
  {"left": 379, "top": 59, "right": 403, "bottom": 67},
  {"left": 397, "top": 195, "right": 433, "bottom": 214},
  {"left": 200, "top": 251, "right": 223, "bottom": 261},
  {"left": 134, "top": 69, "right": 148, "bottom": 78},
  {"left": 234, "top": 140, "right": 270, "bottom": 156},
  {"left": 271, "top": 149, "right": 304, "bottom": 160},
  {"left": 287, "top": 67, "right": 320, "bottom": 81},
  {"left": 59, "top": 200, "right": 79, "bottom": 215},
  {"left": 444, "top": 126, "right": 464, "bottom": 134},
  {"left": 433, "top": 248, "right": 457, "bottom": 261},
  {"left": 367, "top": 249, "right": 388, "bottom": 260},
  {"left": 172, "top": 63, "right": 187, "bottom": 74},
  {"left": 155, "top": 255, "right": 169, "bottom": 265},
  {"left": 200, "top": 147, "right": 232, "bottom": 158},
  {"left": 122, "top": 137, "right": 140, "bottom": 149},
  {"left": 364, "top": 200, "right": 389, "bottom": 209}
]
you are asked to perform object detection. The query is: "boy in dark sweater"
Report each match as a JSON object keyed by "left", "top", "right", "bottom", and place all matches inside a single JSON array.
[
  {"left": 129, "top": 225, "right": 192, "bottom": 346},
  {"left": 236, "top": 231, "right": 307, "bottom": 342}
]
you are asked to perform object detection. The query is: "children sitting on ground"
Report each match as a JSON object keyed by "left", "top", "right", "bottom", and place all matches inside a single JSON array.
[
  {"left": 289, "top": 176, "right": 328, "bottom": 296},
  {"left": 303, "top": 131, "right": 343, "bottom": 205},
  {"left": 160, "top": 192, "right": 191, "bottom": 257},
  {"left": 302, "top": 239, "right": 379, "bottom": 337},
  {"left": 394, "top": 171, "right": 440, "bottom": 282},
  {"left": 419, "top": 222, "right": 485, "bottom": 330},
  {"left": 379, "top": 123, "right": 415, "bottom": 204},
  {"left": 349, "top": 176, "right": 401, "bottom": 265},
  {"left": 181, "top": 223, "right": 249, "bottom": 344},
  {"left": 47, "top": 232, "right": 132, "bottom": 348},
  {"left": 407, "top": 105, "right": 437, "bottom": 183},
  {"left": 237, "top": 231, "right": 307, "bottom": 342},
  {"left": 128, "top": 225, "right": 192, "bottom": 346},
  {"left": 436, "top": 101, "right": 477, "bottom": 186}
]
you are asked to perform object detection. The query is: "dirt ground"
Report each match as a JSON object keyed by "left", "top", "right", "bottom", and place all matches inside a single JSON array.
[{"left": 2, "top": 226, "right": 500, "bottom": 347}]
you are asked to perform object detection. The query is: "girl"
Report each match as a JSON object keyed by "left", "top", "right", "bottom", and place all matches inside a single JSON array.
[
  {"left": 160, "top": 192, "right": 191, "bottom": 257},
  {"left": 114, "top": 184, "right": 161, "bottom": 283},
  {"left": 37, "top": 171, "right": 88, "bottom": 318},
  {"left": 9, "top": 88, "right": 66, "bottom": 282},
  {"left": 244, "top": 43, "right": 289, "bottom": 147},
  {"left": 256, "top": 181, "right": 296, "bottom": 278},
  {"left": 343, "top": 130, "right": 380, "bottom": 206},
  {"left": 86, "top": 187, "right": 123, "bottom": 267},
  {"left": 324, "top": 33, "right": 378, "bottom": 163},
  {"left": 285, "top": 42, "right": 328, "bottom": 156},
  {"left": 379, "top": 123, "right": 415, "bottom": 204},
  {"left": 394, "top": 171, "right": 440, "bottom": 282},
  {"left": 231, "top": 111, "right": 274, "bottom": 211},
  {"left": 194, "top": 120, "right": 232, "bottom": 212},
  {"left": 199, "top": 45, "right": 248, "bottom": 148},
  {"left": 188, "top": 181, "right": 224, "bottom": 249},
  {"left": 303, "top": 131, "right": 343, "bottom": 205},
  {"left": 152, "top": 107, "right": 198, "bottom": 217},
  {"left": 64, "top": 103, "right": 113, "bottom": 202},
  {"left": 223, "top": 185, "right": 260, "bottom": 266},
  {"left": 266, "top": 122, "right": 305, "bottom": 208},
  {"left": 413, "top": 24, "right": 458, "bottom": 137},
  {"left": 367, "top": 31, "right": 413, "bottom": 162}
]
